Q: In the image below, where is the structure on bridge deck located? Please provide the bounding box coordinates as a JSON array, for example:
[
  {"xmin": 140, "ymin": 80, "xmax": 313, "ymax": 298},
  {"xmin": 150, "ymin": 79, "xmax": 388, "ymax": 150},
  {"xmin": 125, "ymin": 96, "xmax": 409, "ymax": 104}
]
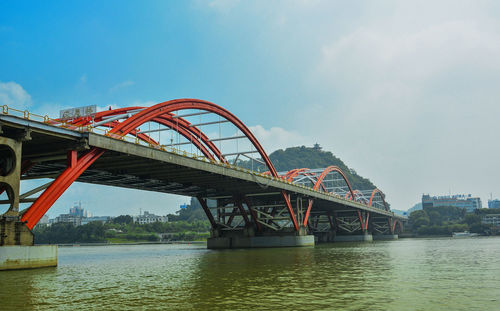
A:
[{"xmin": 0, "ymin": 99, "xmax": 405, "ymax": 268}]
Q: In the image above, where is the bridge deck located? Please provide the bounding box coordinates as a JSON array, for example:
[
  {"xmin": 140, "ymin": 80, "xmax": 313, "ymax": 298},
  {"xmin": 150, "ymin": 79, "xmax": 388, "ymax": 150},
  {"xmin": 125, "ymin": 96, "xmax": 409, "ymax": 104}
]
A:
[{"xmin": 0, "ymin": 114, "xmax": 403, "ymax": 220}]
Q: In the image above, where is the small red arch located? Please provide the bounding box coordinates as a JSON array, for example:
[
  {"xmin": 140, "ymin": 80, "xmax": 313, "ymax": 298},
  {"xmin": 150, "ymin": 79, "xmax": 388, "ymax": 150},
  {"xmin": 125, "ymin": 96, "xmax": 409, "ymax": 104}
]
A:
[
  {"xmin": 313, "ymin": 166, "xmax": 355, "ymax": 200},
  {"xmin": 392, "ymin": 218, "xmax": 403, "ymax": 234},
  {"xmin": 368, "ymin": 189, "xmax": 389, "ymax": 211}
]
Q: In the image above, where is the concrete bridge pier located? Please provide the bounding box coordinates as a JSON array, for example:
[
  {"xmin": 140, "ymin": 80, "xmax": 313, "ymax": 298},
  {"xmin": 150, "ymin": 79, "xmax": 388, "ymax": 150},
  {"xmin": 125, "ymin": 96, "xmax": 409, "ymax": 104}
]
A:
[
  {"xmin": 0, "ymin": 137, "xmax": 57, "ymax": 270},
  {"xmin": 333, "ymin": 232, "xmax": 373, "ymax": 242},
  {"xmin": 207, "ymin": 226, "xmax": 314, "ymax": 249},
  {"xmin": 314, "ymin": 230, "xmax": 336, "ymax": 243},
  {"xmin": 373, "ymin": 234, "xmax": 398, "ymax": 240}
]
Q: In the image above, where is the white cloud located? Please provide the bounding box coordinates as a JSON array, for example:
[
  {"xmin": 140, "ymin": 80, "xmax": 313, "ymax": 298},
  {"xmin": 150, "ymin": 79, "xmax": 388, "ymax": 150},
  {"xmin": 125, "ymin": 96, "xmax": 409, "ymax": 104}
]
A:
[
  {"xmin": 0, "ymin": 81, "xmax": 32, "ymax": 109},
  {"xmin": 202, "ymin": 0, "xmax": 500, "ymax": 209},
  {"xmin": 249, "ymin": 125, "xmax": 309, "ymax": 154},
  {"xmin": 306, "ymin": 12, "xmax": 500, "ymax": 210}
]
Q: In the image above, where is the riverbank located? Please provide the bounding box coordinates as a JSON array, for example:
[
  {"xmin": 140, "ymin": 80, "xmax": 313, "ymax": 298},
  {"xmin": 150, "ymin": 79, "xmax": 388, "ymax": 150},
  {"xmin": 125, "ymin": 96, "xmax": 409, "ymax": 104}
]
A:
[{"xmin": 44, "ymin": 241, "xmax": 207, "ymax": 247}]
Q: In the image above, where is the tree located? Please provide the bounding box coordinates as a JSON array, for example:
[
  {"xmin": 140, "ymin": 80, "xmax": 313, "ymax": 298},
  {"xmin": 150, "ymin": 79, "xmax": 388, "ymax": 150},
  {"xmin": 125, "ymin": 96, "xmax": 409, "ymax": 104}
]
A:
[
  {"xmin": 409, "ymin": 210, "xmax": 430, "ymax": 231},
  {"xmin": 428, "ymin": 211, "xmax": 442, "ymax": 225},
  {"xmin": 113, "ymin": 215, "xmax": 133, "ymax": 224},
  {"xmin": 464, "ymin": 214, "xmax": 481, "ymax": 226}
]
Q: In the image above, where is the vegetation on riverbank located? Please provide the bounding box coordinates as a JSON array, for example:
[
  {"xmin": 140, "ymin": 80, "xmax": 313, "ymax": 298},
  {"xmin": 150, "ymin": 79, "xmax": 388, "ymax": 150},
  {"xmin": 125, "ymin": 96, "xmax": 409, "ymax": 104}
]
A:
[
  {"xmin": 34, "ymin": 217, "xmax": 211, "ymax": 244},
  {"xmin": 408, "ymin": 207, "xmax": 499, "ymax": 236}
]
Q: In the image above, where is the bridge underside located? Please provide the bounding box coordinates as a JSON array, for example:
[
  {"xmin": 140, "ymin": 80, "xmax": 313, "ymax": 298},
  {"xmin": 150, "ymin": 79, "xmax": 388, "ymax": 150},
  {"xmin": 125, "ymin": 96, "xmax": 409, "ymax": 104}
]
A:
[{"xmin": 1, "ymin": 115, "xmax": 405, "ymax": 253}]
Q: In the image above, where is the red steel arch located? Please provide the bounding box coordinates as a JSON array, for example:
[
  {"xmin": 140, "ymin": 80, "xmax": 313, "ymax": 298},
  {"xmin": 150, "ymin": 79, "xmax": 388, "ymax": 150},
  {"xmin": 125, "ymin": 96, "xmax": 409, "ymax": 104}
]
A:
[
  {"xmin": 344, "ymin": 189, "xmax": 366, "ymax": 204},
  {"xmin": 65, "ymin": 107, "xmax": 225, "ymax": 162},
  {"xmin": 392, "ymin": 218, "xmax": 403, "ymax": 234},
  {"xmin": 21, "ymin": 99, "xmax": 300, "ymax": 231},
  {"xmin": 313, "ymin": 166, "xmax": 355, "ymax": 200},
  {"xmin": 368, "ymin": 189, "xmax": 389, "ymax": 211},
  {"xmin": 302, "ymin": 166, "xmax": 356, "ymax": 227}
]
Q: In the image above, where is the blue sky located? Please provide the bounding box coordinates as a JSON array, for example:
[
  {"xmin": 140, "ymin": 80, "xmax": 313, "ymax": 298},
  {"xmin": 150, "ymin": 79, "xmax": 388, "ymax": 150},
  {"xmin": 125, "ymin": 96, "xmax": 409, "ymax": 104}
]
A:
[{"xmin": 1, "ymin": 0, "xmax": 500, "ymax": 217}]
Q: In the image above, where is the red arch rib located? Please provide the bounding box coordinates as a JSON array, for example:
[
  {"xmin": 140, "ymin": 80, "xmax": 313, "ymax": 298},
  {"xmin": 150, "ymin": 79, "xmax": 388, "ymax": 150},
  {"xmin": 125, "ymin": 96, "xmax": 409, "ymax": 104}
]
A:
[
  {"xmin": 22, "ymin": 99, "xmax": 300, "ymax": 231},
  {"xmin": 108, "ymin": 99, "xmax": 297, "ymax": 230},
  {"xmin": 313, "ymin": 166, "xmax": 355, "ymax": 199},
  {"xmin": 21, "ymin": 148, "xmax": 105, "ymax": 229},
  {"xmin": 391, "ymin": 218, "xmax": 403, "ymax": 233},
  {"xmin": 285, "ymin": 168, "xmax": 309, "ymax": 182},
  {"xmin": 304, "ymin": 166, "xmax": 355, "ymax": 227},
  {"xmin": 368, "ymin": 189, "xmax": 389, "ymax": 211},
  {"xmin": 67, "ymin": 107, "xmax": 225, "ymax": 161},
  {"xmin": 109, "ymin": 99, "xmax": 279, "ymax": 175}
]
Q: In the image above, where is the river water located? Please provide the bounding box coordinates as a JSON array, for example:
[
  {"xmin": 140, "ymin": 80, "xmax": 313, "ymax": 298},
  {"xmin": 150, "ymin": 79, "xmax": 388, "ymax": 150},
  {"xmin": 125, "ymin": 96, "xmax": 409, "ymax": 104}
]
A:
[{"xmin": 1, "ymin": 237, "xmax": 499, "ymax": 310}]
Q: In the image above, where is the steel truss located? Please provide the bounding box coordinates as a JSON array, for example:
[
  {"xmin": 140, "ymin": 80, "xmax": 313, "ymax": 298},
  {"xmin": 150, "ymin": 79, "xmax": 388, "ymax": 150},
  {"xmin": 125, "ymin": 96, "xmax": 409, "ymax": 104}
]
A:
[{"xmin": 0, "ymin": 98, "xmax": 400, "ymax": 236}]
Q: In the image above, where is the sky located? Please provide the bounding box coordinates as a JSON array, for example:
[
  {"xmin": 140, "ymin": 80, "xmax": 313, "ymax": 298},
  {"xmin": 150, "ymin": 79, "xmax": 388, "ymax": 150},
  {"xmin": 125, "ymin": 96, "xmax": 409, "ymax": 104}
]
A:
[{"xmin": 1, "ymin": 0, "xmax": 499, "ymax": 217}]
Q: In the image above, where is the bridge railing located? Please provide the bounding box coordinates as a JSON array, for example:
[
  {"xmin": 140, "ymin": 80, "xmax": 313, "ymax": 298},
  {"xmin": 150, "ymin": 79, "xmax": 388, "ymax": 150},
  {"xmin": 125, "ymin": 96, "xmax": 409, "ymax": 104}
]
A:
[{"xmin": 1, "ymin": 104, "xmax": 390, "ymax": 210}]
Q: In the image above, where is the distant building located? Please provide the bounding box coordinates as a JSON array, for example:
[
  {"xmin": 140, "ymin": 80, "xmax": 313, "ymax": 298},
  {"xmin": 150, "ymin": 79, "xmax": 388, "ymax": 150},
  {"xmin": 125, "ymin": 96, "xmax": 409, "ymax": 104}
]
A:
[
  {"xmin": 38, "ymin": 215, "xmax": 50, "ymax": 225},
  {"xmin": 488, "ymin": 199, "xmax": 500, "ymax": 209},
  {"xmin": 482, "ymin": 214, "xmax": 500, "ymax": 227},
  {"xmin": 422, "ymin": 194, "xmax": 482, "ymax": 213},
  {"xmin": 54, "ymin": 214, "xmax": 82, "ymax": 226},
  {"xmin": 81, "ymin": 216, "xmax": 113, "ymax": 226},
  {"xmin": 69, "ymin": 202, "xmax": 91, "ymax": 217},
  {"xmin": 133, "ymin": 211, "xmax": 168, "ymax": 224}
]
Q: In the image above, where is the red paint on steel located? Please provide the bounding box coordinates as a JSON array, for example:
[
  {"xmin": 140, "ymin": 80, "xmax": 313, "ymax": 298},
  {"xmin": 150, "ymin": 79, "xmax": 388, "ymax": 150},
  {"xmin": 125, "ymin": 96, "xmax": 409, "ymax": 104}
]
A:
[
  {"xmin": 105, "ymin": 99, "xmax": 298, "ymax": 231},
  {"xmin": 243, "ymin": 196, "xmax": 262, "ymax": 232},
  {"xmin": 196, "ymin": 196, "xmax": 216, "ymax": 228},
  {"xmin": 281, "ymin": 190, "xmax": 299, "ymax": 231},
  {"xmin": 314, "ymin": 166, "xmax": 355, "ymax": 200},
  {"xmin": 357, "ymin": 210, "xmax": 365, "ymax": 233},
  {"xmin": 21, "ymin": 147, "xmax": 105, "ymax": 229},
  {"xmin": 234, "ymin": 197, "xmax": 250, "ymax": 226},
  {"xmin": 302, "ymin": 199, "xmax": 314, "ymax": 227},
  {"xmin": 391, "ymin": 219, "xmax": 403, "ymax": 234},
  {"xmin": 365, "ymin": 212, "xmax": 370, "ymax": 231},
  {"xmin": 368, "ymin": 189, "xmax": 389, "ymax": 211},
  {"xmin": 285, "ymin": 168, "xmax": 309, "ymax": 182},
  {"xmin": 345, "ymin": 189, "xmax": 364, "ymax": 202},
  {"xmin": 67, "ymin": 150, "xmax": 77, "ymax": 168},
  {"xmin": 357, "ymin": 210, "xmax": 370, "ymax": 232}
]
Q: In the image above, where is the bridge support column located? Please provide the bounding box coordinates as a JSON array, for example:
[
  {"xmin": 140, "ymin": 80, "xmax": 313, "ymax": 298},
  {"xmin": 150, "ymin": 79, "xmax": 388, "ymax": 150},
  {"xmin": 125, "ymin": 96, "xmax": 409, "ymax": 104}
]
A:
[
  {"xmin": 207, "ymin": 234, "xmax": 315, "ymax": 249},
  {"xmin": 373, "ymin": 234, "xmax": 398, "ymax": 240},
  {"xmin": 333, "ymin": 233, "xmax": 373, "ymax": 242},
  {"xmin": 0, "ymin": 137, "xmax": 57, "ymax": 270},
  {"xmin": 208, "ymin": 225, "xmax": 314, "ymax": 249},
  {"xmin": 314, "ymin": 230, "xmax": 336, "ymax": 243}
]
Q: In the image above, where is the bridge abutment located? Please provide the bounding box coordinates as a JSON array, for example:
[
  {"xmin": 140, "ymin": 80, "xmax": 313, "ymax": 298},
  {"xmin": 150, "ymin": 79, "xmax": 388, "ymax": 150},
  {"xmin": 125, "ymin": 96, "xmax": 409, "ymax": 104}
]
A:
[{"xmin": 0, "ymin": 137, "xmax": 57, "ymax": 270}]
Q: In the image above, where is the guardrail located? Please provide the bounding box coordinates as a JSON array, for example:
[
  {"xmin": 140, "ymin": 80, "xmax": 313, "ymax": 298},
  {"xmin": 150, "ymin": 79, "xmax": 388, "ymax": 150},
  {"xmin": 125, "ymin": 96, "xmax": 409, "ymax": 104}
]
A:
[{"xmin": 1, "ymin": 104, "xmax": 393, "ymax": 213}]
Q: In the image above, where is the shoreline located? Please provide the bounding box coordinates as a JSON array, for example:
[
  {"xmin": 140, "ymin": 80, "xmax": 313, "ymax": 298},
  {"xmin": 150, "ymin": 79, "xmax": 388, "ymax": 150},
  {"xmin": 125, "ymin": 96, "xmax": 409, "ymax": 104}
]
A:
[{"xmin": 38, "ymin": 241, "xmax": 207, "ymax": 247}]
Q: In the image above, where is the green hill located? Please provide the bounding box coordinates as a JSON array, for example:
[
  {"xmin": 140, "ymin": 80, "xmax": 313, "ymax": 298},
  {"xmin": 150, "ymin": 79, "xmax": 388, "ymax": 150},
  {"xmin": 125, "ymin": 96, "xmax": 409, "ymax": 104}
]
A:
[
  {"xmin": 237, "ymin": 144, "xmax": 378, "ymax": 191},
  {"xmin": 168, "ymin": 144, "xmax": 385, "ymax": 222}
]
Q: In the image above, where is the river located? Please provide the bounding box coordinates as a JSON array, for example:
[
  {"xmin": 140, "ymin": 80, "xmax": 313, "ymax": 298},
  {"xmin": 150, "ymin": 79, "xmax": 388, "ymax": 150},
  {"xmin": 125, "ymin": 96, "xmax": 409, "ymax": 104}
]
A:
[{"xmin": 1, "ymin": 237, "xmax": 499, "ymax": 310}]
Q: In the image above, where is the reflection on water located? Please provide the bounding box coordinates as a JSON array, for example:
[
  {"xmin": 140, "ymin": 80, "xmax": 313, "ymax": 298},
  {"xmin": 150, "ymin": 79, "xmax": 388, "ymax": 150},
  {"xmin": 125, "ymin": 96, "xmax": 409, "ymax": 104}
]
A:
[{"xmin": 1, "ymin": 237, "xmax": 499, "ymax": 310}]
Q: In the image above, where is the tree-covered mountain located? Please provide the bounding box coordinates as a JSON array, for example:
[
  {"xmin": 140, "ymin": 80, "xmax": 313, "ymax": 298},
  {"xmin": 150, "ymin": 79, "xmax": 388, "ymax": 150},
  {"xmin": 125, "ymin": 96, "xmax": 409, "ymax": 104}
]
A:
[
  {"xmin": 237, "ymin": 144, "xmax": 378, "ymax": 191},
  {"xmin": 163, "ymin": 145, "xmax": 386, "ymax": 223}
]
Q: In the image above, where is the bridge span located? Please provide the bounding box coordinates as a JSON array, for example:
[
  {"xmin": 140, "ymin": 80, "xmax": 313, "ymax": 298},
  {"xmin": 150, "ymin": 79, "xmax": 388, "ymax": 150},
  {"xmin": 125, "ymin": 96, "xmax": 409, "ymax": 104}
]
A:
[{"xmin": 0, "ymin": 99, "xmax": 405, "ymax": 268}]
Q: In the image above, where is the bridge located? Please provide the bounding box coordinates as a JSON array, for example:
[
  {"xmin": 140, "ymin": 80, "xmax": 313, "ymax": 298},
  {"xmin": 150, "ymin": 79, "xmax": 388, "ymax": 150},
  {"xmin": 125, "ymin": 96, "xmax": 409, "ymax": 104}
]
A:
[{"xmin": 0, "ymin": 99, "xmax": 405, "ymax": 268}]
